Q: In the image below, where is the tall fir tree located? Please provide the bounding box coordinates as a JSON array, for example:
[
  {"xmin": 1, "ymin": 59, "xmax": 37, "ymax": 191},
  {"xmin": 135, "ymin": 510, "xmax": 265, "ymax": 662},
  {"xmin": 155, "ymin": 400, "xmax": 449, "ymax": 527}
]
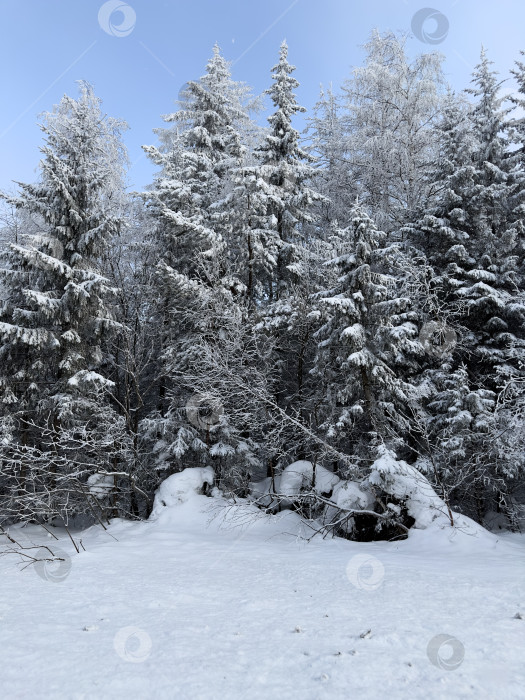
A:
[
  {"xmin": 142, "ymin": 45, "xmax": 259, "ymax": 488},
  {"xmin": 0, "ymin": 82, "xmax": 131, "ymax": 523},
  {"xmin": 255, "ymin": 40, "xmax": 323, "ymax": 298},
  {"xmin": 252, "ymin": 42, "xmax": 328, "ymax": 471},
  {"xmin": 406, "ymin": 50, "xmax": 525, "ymax": 522},
  {"xmin": 313, "ymin": 201, "xmax": 420, "ymax": 464},
  {"xmin": 452, "ymin": 50, "xmax": 524, "ymax": 391}
]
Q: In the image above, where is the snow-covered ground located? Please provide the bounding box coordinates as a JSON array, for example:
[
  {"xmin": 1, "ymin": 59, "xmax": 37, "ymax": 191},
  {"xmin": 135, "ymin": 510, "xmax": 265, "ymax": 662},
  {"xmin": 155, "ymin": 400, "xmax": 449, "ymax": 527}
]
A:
[{"xmin": 1, "ymin": 491, "xmax": 524, "ymax": 699}]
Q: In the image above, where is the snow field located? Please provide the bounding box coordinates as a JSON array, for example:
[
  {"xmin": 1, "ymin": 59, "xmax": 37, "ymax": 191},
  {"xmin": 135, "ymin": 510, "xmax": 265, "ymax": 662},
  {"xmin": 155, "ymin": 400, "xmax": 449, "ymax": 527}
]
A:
[{"xmin": 1, "ymin": 488, "xmax": 524, "ymax": 699}]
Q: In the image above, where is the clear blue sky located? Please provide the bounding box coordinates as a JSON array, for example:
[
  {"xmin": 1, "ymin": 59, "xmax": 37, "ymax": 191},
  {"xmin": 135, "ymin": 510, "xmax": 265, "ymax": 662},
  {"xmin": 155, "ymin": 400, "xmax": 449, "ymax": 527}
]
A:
[{"xmin": 0, "ymin": 0, "xmax": 524, "ymax": 192}]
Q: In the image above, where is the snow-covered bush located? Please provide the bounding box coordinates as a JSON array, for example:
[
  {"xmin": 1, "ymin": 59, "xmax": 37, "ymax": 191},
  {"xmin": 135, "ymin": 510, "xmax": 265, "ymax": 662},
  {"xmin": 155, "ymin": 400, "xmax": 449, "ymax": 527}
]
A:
[
  {"xmin": 150, "ymin": 467, "xmax": 215, "ymax": 519},
  {"xmin": 368, "ymin": 446, "xmax": 453, "ymax": 529},
  {"xmin": 250, "ymin": 448, "xmax": 466, "ymax": 540}
]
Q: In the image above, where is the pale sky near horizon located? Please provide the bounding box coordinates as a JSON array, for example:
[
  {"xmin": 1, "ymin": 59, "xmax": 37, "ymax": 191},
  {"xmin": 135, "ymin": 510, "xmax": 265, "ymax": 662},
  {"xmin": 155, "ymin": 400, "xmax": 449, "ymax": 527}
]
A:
[{"xmin": 0, "ymin": 0, "xmax": 524, "ymax": 194}]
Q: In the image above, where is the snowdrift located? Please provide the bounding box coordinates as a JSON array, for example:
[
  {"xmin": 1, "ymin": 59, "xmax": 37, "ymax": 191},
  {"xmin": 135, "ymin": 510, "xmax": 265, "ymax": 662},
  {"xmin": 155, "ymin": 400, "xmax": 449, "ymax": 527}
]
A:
[
  {"xmin": 148, "ymin": 465, "xmax": 312, "ymax": 539},
  {"xmin": 144, "ymin": 450, "xmax": 490, "ymax": 547},
  {"xmin": 250, "ymin": 447, "xmax": 488, "ymax": 540}
]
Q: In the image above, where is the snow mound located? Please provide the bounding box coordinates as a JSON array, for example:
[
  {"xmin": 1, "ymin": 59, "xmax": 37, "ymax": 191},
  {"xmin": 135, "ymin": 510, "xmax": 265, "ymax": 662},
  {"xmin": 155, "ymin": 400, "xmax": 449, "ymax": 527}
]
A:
[
  {"xmin": 279, "ymin": 460, "xmax": 313, "ymax": 497},
  {"xmin": 314, "ymin": 464, "xmax": 340, "ymax": 494},
  {"xmin": 332, "ymin": 480, "xmax": 372, "ymax": 511},
  {"xmin": 368, "ymin": 446, "xmax": 488, "ymax": 538},
  {"xmin": 250, "ymin": 461, "xmax": 342, "ymax": 511},
  {"xmin": 150, "ymin": 467, "xmax": 214, "ymax": 519},
  {"xmin": 369, "ymin": 446, "xmax": 446, "ymax": 529},
  {"xmin": 248, "ymin": 449, "xmax": 491, "ymax": 541},
  {"xmin": 249, "ymin": 450, "xmax": 492, "ymax": 541},
  {"xmin": 252, "ymin": 462, "xmax": 340, "ymax": 498}
]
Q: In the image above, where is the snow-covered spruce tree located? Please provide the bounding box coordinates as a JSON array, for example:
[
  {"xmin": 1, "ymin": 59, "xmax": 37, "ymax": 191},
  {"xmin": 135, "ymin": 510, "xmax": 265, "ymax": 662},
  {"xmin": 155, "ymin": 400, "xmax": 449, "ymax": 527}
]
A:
[
  {"xmin": 462, "ymin": 50, "xmax": 525, "ymax": 520},
  {"xmin": 255, "ymin": 40, "xmax": 324, "ymax": 299},
  {"xmin": 239, "ymin": 42, "xmax": 332, "ymax": 476},
  {"xmin": 406, "ymin": 50, "xmax": 525, "ymax": 523},
  {"xmin": 143, "ymin": 45, "xmax": 244, "ymax": 280},
  {"xmin": 402, "ymin": 89, "xmax": 475, "ymax": 275},
  {"xmin": 313, "ymin": 201, "xmax": 420, "ymax": 464},
  {"xmin": 142, "ymin": 45, "xmax": 261, "ymax": 491},
  {"xmin": 416, "ymin": 363, "xmax": 497, "ymax": 522},
  {"xmin": 226, "ymin": 138, "xmax": 279, "ymax": 306},
  {"xmin": 0, "ymin": 82, "xmax": 132, "ymax": 525},
  {"xmin": 205, "ymin": 42, "xmax": 325, "ymax": 477},
  {"xmin": 454, "ymin": 49, "xmax": 525, "ymax": 394},
  {"xmin": 341, "ymin": 31, "xmax": 446, "ymax": 233},
  {"xmin": 510, "ymin": 52, "xmax": 525, "ymax": 288}
]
